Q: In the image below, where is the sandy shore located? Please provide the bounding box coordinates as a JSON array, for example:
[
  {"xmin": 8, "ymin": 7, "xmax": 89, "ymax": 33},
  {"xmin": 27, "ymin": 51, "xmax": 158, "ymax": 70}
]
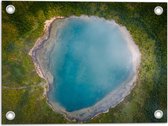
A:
[
  {"xmin": 28, "ymin": 16, "xmax": 64, "ymax": 95},
  {"xmin": 29, "ymin": 15, "xmax": 141, "ymax": 122}
]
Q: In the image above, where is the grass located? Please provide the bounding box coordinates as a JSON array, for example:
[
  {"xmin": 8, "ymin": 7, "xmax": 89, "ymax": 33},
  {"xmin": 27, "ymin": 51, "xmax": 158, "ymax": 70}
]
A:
[{"xmin": 2, "ymin": 1, "xmax": 167, "ymax": 123}]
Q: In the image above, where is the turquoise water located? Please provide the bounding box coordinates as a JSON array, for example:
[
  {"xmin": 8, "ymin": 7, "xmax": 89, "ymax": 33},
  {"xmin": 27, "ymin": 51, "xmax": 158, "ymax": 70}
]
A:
[{"xmin": 48, "ymin": 17, "xmax": 133, "ymax": 112}]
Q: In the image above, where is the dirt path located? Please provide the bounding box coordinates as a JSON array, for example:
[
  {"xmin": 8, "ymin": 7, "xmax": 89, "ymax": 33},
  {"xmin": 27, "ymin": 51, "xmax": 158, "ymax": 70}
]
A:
[{"xmin": 2, "ymin": 82, "xmax": 44, "ymax": 90}]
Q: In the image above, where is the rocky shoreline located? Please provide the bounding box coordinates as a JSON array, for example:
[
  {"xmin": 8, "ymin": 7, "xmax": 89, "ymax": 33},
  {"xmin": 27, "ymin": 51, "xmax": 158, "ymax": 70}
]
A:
[{"xmin": 29, "ymin": 16, "xmax": 141, "ymax": 122}]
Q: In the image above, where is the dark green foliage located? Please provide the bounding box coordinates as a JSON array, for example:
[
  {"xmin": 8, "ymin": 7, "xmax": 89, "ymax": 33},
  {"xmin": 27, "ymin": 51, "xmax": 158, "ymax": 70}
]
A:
[{"xmin": 2, "ymin": 1, "xmax": 167, "ymax": 123}]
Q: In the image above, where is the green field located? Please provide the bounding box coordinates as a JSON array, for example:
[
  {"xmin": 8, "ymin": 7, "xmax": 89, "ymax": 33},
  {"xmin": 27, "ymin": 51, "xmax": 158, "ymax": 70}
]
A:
[{"xmin": 2, "ymin": 1, "xmax": 167, "ymax": 123}]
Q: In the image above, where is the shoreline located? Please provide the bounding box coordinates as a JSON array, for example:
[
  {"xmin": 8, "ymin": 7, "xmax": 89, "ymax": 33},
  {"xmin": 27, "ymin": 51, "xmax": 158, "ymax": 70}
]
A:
[
  {"xmin": 29, "ymin": 15, "xmax": 141, "ymax": 122},
  {"xmin": 28, "ymin": 16, "xmax": 64, "ymax": 96}
]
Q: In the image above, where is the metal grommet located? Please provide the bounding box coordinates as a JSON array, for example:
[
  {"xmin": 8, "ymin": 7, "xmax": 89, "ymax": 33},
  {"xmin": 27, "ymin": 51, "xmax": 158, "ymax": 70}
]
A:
[
  {"xmin": 154, "ymin": 110, "xmax": 163, "ymax": 119},
  {"xmin": 6, "ymin": 5, "xmax": 15, "ymax": 14},
  {"xmin": 6, "ymin": 111, "xmax": 15, "ymax": 120},
  {"xmin": 154, "ymin": 6, "xmax": 163, "ymax": 15}
]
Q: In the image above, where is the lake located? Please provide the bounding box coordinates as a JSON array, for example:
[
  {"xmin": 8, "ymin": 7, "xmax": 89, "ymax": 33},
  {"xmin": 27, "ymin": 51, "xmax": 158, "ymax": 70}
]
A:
[
  {"xmin": 48, "ymin": 16, "xmax": 133, "ymax": 111},
  {"xmin": 32, "ymin": 16, "xmax": 140, "ymax": 121}
]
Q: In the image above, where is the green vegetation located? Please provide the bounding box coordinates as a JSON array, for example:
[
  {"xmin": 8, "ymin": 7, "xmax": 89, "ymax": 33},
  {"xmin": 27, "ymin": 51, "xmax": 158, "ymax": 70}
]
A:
[{"xmin": 2, "ymin": 1, "xmax": 167, "ymax": 123}]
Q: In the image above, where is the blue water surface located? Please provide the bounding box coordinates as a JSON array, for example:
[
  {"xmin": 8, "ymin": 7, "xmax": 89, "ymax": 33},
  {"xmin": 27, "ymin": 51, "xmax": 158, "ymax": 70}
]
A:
[{"xmin": 48, "ymin": 17, "xmax": 133, "ymax": 112}]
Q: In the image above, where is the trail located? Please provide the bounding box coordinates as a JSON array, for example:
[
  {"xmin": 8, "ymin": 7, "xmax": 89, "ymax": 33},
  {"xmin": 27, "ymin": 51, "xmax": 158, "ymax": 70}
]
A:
[{"xmin": 2, "ymin": 82, "xmax": 44, "ymax": 90}]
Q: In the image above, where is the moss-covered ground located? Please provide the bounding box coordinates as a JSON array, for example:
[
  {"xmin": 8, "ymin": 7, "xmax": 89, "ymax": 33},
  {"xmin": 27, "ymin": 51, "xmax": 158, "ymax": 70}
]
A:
[{"xmin": 2, "ymin": 1, "xmax": 167, "ymax": 123}]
